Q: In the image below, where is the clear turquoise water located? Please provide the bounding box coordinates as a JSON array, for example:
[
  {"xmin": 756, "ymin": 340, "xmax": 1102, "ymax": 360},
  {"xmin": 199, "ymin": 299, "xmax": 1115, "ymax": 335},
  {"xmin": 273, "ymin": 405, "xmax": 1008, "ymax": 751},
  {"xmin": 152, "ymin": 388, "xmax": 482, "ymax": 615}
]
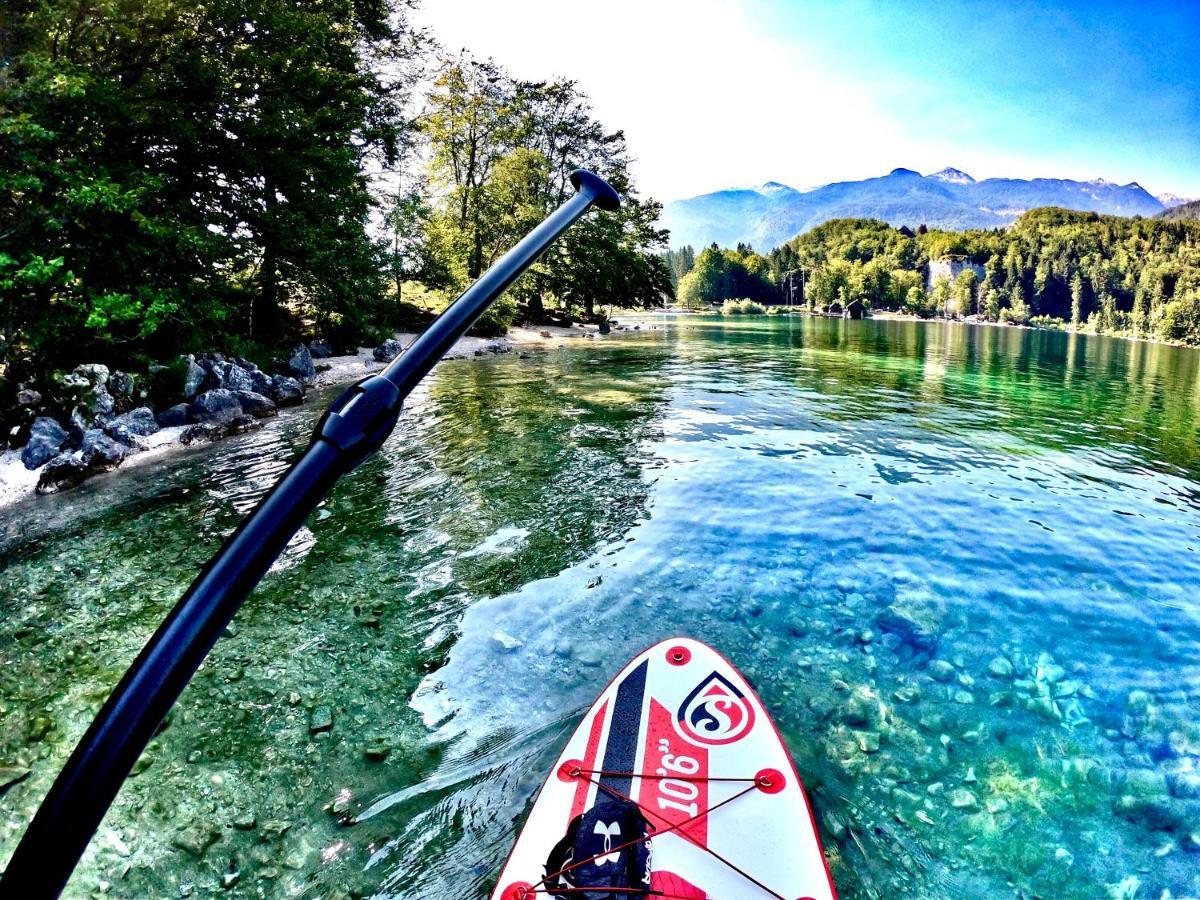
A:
[{"xmin": 2, "ymin": 316, "xmax": 1200, "ymax": 898}]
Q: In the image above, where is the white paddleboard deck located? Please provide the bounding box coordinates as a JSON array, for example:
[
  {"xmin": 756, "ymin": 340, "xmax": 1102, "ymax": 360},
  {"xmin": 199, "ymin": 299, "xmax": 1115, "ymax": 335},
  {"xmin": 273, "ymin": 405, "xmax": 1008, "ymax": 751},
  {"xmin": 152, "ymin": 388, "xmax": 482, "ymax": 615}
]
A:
[{"xmin": 491, "ymin": 637, "xmax": 837, "ymax": 899}]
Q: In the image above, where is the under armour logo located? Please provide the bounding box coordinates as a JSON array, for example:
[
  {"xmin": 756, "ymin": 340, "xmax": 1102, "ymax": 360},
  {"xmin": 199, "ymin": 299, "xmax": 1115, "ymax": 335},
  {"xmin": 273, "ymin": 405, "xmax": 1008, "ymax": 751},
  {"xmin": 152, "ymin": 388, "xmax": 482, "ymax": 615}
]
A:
[{"xmin": 593, "ymin": 820, "xmax": 621, "ymax": 866}]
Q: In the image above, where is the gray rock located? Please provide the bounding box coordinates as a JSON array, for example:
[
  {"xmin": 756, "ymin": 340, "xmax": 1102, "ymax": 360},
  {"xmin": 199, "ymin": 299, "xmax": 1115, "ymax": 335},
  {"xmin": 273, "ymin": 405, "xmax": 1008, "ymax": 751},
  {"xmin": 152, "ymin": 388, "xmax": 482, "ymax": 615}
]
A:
[
  {"xmin": 190, "ymin": 389, "xmax": 243, "ymax": 424},
  {"xmin": 21, "ymin": 417, "xmax": 69, "ymax": 469},
  {"xmin": 170, "ymin": 825, "xmax": 219, "ymax": 857},
  {"xmin": 248, "ymin": 368, "xmax": 274, "ymax": 395},
  {"xmin": 853, "ymin": 731, "xmax": 880, "ymax": 753},
  {"xmin": 234, "ymin": 391, "xmax": 277, "ymax": 418},
  {"xmin": 373, "ymin": 338, "xmax": 404, "ymax": 362},
  {"xmin": 104, "ymin": 407, "xmax": 159, "ymax": 445},
  {"xmin": 1169, "ymin": 772, "xmax": 1200, "ymax": 799},
  {"xmin": 157, "ymin": 403, "xmax": 191, "ymax": 427},
  {"xmin": 71, "ymin": 364, "xmax": 115, "ymax": 421},
  {"xmin": 36, "ymin": 452, "xmax": 90, "ymax": 494},
  {"xmin": 269, "ymin": 375, "xmax": 305, "ymax": 406},
  {"xmin": 16, "ymin": 387, "xmax": 41, "ymax": 407},
  {"xmin": 309, "ymin": 705, "xmax": 333, "ymax": 734},
  {"xmin": 107, "ymin": 370, "xmax": 135, "ymax": 402},
  {"xmin": 309, "ymin": 339, "xmax": 333, "ymax": 358},
  {"xmin": 987, "ymin": 657, "xmax": 1014, "ymax": 678},
  {"xmin": 102, "ymin": 424, "xmax": 149, "ymax": 451},
  {"xmin": 929, "ymin": 660, "xmax": 956, "ymax": 683},
  {"xmin": 213, "ymin": 361, "xmax": 255, "ymax": 393},
  {"xmin": 877, "ymin": 598, "xmax": 940, "ymax": 651},
  {"xmin": 949, "ymin": 789, "xmax": 979, "ymax": 810},
  {"xmin": 180, "ymin": 422, "xmax": 226, "ymax": 445},
  {"xmin": 288, "ymin": 344, "xmax": 315, "ymax": 383},
  {"xmin": 226, "ymin": 414, "xmax": 263, "ymax": 436},
  {"xmin": 80, "ymin": 429, "xmax": 130, "ymax": 472},
  {"xmin": 183, "ymin": 357, "xmax": 206, "ymax": 398}
]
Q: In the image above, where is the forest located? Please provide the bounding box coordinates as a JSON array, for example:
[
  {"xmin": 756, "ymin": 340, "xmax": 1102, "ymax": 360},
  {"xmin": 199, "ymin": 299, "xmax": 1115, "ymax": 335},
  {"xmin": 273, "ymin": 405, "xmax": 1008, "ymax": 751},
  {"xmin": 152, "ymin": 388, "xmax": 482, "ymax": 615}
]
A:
[
  {"xmin": 0, "ymin": 0, "xmax": 671, "ymax": 396},
  {"xmin": 666, "ymin": 210, "xmax": 1200, "ymax": 345}
]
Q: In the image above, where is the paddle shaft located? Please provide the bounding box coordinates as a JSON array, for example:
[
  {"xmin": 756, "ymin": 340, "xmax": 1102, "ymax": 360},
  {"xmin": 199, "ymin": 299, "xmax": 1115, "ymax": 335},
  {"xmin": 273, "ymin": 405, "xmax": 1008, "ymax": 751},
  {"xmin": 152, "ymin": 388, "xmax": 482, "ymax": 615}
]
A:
[{"xmin": 0, "ymin": 170, "xmax": 619, "ymax": 898}]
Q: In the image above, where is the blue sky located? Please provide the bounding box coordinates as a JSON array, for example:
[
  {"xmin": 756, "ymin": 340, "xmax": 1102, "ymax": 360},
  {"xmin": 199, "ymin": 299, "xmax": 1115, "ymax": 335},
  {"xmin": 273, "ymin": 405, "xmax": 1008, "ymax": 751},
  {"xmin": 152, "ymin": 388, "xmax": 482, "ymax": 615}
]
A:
[{"xmin": 420, "ymin": 0, "xmax": 1200, "ymax": 200}]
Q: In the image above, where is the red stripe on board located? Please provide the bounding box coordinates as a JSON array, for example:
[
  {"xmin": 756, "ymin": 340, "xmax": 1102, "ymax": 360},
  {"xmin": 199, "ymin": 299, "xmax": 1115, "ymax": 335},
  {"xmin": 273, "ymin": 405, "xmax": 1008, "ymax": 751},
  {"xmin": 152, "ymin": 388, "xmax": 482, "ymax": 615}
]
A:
[
  {"xmin": 570, "ymin": 699, "xmax": 609, "ymax": 822},
  {"xmin": 643, "ymin": 698, "xmax": 708, "ymax": 846}
]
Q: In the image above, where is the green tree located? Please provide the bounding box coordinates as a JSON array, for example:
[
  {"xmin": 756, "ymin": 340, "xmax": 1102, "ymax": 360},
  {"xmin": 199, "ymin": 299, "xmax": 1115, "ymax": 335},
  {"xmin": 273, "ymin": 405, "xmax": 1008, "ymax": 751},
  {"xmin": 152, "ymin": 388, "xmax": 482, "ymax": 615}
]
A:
[{"xmin": 951, "ymin": 270, "xmax": 979, "ymax": 318}]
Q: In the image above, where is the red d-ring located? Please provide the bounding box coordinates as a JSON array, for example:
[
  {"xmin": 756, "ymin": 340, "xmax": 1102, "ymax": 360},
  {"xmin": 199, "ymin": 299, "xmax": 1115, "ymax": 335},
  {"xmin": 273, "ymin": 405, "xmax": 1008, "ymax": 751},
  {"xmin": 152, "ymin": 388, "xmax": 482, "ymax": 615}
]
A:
[
  {"xmin": 501, "ymin": 882, "xmax": 534, "ymax": 900},
  {"xmin": 755, "ymin": 767, "xmax": 785, "ymax": 794},
  {"xmin": 666, "ymin": 645, "xmax": 691, "ymax": 666},
  {"xmin": 557, "ymin": 759, "xmax": 585, "ymax": 783}
]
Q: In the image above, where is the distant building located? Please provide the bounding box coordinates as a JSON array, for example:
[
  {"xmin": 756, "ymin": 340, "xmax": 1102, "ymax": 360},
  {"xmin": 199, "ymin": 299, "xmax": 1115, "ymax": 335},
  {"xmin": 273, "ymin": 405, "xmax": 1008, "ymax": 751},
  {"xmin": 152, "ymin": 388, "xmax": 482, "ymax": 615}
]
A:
[{"xmin": 926, "ymin": 258, "xmax": 985, "ymax": 292}]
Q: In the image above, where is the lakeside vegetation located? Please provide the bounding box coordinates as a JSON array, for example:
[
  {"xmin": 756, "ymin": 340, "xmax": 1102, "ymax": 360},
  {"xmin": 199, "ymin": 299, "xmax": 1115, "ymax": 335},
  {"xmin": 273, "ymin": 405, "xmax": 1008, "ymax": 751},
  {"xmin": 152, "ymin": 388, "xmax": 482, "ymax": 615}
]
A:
[
  {"xmin": 0, "ymin": 0, "xmax": 671, "ymax": 438},
  {"xmin": 666, "ymin": 210, "xmax": 1200, "ymax": 345}
]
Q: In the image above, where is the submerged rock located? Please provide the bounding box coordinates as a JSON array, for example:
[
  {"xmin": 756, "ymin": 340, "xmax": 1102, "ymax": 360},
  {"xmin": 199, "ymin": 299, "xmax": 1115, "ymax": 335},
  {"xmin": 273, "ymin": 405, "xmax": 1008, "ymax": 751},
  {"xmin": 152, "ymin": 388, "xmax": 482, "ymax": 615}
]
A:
[
  {"xmin": 877, "ymin": 592, "xmax": 941, "ymax": 651},
  {"xmin": 309, "ymin": 705, "xmax": 333, "ymax": 734},
  {"xmin": 21, "ymin": 417, "xmax": 69, "ymax": 469},
  {"xmin": 171, "ymin": 825, "xmax": 219, "ymax": 857},
  {"xmin": 949, "ymin": 788, "xmax": 979, "ymax": 810},
  {"xmin": 180, "ymin": 422, "xmax": 225, "ymax": 445}
]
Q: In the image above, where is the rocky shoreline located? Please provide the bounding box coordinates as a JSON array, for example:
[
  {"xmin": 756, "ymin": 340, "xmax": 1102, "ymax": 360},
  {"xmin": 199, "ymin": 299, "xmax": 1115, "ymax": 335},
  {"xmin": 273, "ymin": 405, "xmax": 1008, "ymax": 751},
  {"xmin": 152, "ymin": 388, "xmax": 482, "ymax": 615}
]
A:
[{"xmin": 0, "ymin": 324, "xmax": 606, "ymax": 511}]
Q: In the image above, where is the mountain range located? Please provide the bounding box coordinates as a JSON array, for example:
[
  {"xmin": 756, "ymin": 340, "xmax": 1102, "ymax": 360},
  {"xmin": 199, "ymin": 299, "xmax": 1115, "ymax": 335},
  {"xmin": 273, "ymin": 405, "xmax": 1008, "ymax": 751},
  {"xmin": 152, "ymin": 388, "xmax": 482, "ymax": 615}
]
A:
[{"xmin": 661, "ymin": 168, "xmax": 1186, "ymax": 250}]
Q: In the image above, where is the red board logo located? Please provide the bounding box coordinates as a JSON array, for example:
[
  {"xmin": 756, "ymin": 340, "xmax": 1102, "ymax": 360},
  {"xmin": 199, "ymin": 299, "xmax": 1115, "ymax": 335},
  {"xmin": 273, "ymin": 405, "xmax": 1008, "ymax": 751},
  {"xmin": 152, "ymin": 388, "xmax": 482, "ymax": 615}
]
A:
[{"xmin": 675, "ymin": 672, "xmax": 755, "ymax": 746}]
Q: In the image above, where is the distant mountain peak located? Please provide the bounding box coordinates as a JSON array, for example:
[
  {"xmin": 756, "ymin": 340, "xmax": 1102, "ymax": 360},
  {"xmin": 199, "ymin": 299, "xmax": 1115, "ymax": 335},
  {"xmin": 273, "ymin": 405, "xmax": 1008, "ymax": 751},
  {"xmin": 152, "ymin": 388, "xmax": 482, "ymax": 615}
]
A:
[
  {"xmin": 1157, "ymin": 191, "xmax": 1198, "ymax": 208},
  {"xmin": 662, "ymin": 169, "xmax": 1167, "ymax": 250},
  {"xmin": 931, "ymin": 167, "xmax": 975, "ymax": 185}
]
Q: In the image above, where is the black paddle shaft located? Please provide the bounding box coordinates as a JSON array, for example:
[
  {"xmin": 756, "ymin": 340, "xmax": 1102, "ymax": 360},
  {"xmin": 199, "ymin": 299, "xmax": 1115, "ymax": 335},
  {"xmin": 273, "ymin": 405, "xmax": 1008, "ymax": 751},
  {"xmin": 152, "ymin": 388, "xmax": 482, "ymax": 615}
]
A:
[{"xmin": 1, "ymin": 170, "xmax": 620, "ymax": 899}]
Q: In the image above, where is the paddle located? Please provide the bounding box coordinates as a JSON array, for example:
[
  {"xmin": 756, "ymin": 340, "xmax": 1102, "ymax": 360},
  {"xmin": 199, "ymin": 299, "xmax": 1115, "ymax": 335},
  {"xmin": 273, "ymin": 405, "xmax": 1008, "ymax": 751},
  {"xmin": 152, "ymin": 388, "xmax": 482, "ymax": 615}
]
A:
[{"xmin": 1, "ymin": 170, "xmax": 620, "ymax": 898}]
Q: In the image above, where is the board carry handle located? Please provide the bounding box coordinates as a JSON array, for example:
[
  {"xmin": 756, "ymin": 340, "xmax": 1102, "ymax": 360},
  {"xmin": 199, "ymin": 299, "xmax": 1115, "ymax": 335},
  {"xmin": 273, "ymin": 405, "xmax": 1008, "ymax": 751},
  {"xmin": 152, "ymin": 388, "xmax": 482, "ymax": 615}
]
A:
[{"xmin": 0, "ymin": 169, "xmax": 621, "ymax": 899}]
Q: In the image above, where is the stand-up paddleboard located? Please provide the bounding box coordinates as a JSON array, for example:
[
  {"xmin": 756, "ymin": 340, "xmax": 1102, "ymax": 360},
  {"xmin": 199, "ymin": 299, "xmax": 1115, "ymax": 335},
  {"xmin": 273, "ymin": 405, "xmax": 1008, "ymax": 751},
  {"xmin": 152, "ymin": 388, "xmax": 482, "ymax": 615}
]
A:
[{"xmin": 491, "ymin": 637, "xmax": 837, "ymax": 899}]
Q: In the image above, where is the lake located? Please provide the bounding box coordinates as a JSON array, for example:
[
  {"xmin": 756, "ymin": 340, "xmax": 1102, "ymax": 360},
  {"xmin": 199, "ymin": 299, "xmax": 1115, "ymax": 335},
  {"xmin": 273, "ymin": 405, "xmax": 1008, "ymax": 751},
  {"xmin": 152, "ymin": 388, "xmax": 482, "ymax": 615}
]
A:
[{"xmin": 2, "ymin": 315, "xmax": 1199, "ymax": 898}]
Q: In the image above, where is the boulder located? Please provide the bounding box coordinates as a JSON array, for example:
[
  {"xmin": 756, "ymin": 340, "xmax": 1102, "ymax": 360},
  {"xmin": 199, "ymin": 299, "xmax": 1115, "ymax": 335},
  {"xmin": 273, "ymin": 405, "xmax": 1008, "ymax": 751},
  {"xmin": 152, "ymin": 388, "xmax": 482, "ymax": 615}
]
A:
[
  {"xmin": 269, "ymin": 375, "xmax": 304, "ymax": 406},
  {"xmin": 156, "ymin": 403, "xmax": 191, "ymax": 427},
  {"xmin": 21, "ymin": 417, "xmax": 69, "ymax": 470},
  {"xmin": 182, "ymin": 356, "xmax": 206, "ymax": 398},
  {"xmin": 212, "ymin": 360, "xmax": 255, "ymax": 393},
  {"xmin": 226, "ymin": 413, "xmax": 263, "ymax": 436},
  {"xmin": 107, "ymin": 371, "xmax": 136, "ymax": 405},
  {"xmin": 80, "ymin": 429, "xmax": 130, "ymax": 471},
  {"xmin": 287, "ymin": 344, "xmax": 315, "ymax": 383},
  {"xmin": 104, "ymin": 407, "xmax": 159, "ymax": 440},
  {"xmin": 180, "ymin": 422, "xmax": 226, "ymax": 445},
  {"xmin": 36, "ymin": 452, "xmax": 90, "ymax": 494},
  {"xmin": 233, "ymin": 391, "xmax": 277, "ymax": 419},
  {"xmin": 16, "ymin": 388, "xmax": 41, "ymax": 407},
  {"xmin": 248, "ymin": 368, "xmax": 274, "ymax": 395},
  {"xmin": 373, "ymin": 338, "xmax": 404, "ymax": 362},
  {"xmin": 308, "ymin": 339, "xmax": 333, "ymax": 359},
  {"xmin": 190, "ymin": 389, "xmax": 243, "ymax": 424},
  {"xmin": 877, "ymin": 592, "xmax": 942, "ymax": 652},
  {"xmin": 68, "ymin": 364, "xmax": 115, "ymax": 423}
]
